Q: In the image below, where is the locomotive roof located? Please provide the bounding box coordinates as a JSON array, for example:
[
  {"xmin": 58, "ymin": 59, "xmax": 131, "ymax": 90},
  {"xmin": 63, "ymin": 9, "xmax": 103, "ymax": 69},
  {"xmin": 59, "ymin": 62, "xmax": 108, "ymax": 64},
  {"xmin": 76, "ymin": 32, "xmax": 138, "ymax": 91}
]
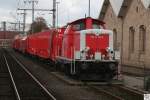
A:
[{"xmin": 68, "ymin": 17, "xmax": 105, "ymax": 25}]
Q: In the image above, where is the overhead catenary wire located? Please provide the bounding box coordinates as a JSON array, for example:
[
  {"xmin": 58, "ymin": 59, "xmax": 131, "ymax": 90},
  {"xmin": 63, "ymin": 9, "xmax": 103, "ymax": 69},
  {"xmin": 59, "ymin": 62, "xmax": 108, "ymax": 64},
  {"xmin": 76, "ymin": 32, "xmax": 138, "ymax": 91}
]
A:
[{"xmin": 57, "ymin": 0, "xmax": 91, "ymax": 26}]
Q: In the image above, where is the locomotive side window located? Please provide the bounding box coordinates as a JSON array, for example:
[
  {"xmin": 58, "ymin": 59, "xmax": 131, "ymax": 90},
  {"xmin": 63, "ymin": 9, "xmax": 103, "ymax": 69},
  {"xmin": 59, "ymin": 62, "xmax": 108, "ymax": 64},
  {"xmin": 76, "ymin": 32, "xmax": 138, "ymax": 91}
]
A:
[{"xmin": 72, "ymin": 22, "xmax": 85, "ymax": 31}]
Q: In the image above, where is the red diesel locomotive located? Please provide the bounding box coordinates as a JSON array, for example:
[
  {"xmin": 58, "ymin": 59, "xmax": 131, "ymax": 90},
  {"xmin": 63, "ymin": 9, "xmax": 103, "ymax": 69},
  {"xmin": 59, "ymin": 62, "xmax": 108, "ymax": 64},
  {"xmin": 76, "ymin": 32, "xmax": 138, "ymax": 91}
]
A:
[{"xmin": 13, "ymin": 17, "xmax": 118, "ymax": 81}]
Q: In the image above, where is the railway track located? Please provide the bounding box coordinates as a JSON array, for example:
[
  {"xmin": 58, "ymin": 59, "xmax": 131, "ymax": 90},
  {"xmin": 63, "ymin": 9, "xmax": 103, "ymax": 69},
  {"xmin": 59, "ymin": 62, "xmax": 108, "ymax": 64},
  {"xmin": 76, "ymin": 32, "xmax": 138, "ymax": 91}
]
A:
[
  {"xmin": 88, "ymin": 84, "xmax": 144, "ymax": 100},
  {"xmin": 11, "ymin": 49, "xmax": 146, "ymax": 100},
  {"xmin": 27, "ymin": 55, "xmax": 144, "ymax": 100},
  {"xmin": 0, "ymin": 50, "xmax": 17, "ymax": 100},
  {"xmin": 0, "ymin": 49, "xmax": 56, "ymax": 100}
]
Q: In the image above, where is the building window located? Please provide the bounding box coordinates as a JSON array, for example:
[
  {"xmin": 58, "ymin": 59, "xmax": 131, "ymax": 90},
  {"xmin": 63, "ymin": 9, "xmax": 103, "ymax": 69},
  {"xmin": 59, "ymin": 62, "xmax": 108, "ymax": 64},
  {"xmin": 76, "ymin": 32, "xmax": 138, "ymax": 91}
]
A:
[
  {"xmin": 139, "ymin": 25, "xmax": 146, "ymax": 53},
  {"xmin": 129, "ymin": 27, "xmax": 135, "ymax": 53},
  {"xmin": 113, "ymin": 29, "xmax": 118, "ymax": 50},
  {"xmin": 136, "ymin": 6, "xmax": 139, "ymax": 13}
]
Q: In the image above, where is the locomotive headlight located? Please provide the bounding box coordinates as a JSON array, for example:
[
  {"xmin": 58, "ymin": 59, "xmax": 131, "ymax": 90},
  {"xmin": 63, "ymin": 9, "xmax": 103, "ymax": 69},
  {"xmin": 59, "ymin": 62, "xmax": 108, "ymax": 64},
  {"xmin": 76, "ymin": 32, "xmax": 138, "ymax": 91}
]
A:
[
  {"xmin": 109, "ymin": 63, "xmax": 116, "ymax": 70},
  {"xmin": 106, "ymin": 47, "xmax": 111, "ymax": 52},
  {"xmin": 85, "ymin": 46, "xmax": 90, "ymax": 52},
  {"xmin": 106, "ymin": 47, "xmax": 113, "ymax": 53}
]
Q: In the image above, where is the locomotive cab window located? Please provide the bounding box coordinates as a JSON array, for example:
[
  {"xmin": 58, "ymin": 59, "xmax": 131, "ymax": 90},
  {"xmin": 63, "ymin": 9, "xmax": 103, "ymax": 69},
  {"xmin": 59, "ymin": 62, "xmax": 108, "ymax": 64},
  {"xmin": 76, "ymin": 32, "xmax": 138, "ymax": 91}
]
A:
[
  {"xmin": 92, "ymin": 21, "xmax": 103, "ymax": 29},
  {"xmin": 92, "ymin": 24, "xmax": 102, "ymax": 29},
  {"xmin": 72, "ymin": 22, "xmax": 85, "ymax": 31}
]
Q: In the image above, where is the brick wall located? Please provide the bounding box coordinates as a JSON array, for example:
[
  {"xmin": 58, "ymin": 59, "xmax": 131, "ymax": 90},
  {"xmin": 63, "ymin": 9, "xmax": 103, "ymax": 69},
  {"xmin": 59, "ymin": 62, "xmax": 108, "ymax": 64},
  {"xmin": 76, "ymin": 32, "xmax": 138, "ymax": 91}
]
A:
[{"xmin": 0, "ymin": 31, "xmax": 19, "ymax": 47}]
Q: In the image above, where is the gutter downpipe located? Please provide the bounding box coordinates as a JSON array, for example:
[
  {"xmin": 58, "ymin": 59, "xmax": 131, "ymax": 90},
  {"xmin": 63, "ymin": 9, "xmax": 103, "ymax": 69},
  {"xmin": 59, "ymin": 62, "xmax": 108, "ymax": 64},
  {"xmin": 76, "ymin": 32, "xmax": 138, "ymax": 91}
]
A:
[{"xmin": 120, "ymin": 16, "xmax": 124, "ymax": 81}]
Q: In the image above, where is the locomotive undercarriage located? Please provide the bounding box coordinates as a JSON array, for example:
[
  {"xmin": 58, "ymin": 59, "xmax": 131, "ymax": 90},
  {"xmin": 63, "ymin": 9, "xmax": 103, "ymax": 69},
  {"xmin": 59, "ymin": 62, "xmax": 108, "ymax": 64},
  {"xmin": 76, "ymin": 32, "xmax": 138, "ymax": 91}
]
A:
[{"xmin": 56, "ymin": 58, "xmax": 118, "ymax": 81}]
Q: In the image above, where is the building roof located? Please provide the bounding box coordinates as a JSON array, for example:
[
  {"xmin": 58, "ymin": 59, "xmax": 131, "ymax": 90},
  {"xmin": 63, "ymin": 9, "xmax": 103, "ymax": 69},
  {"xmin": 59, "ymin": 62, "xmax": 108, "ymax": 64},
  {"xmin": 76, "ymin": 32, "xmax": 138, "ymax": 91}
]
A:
[
  {"xmin": 99, "ymin": 0, "xmax": 132, "ymax": 20},
  {"xmin": 98, "ymin": 0, "xmax": 109, "ymax": 20},
  {"xmin": 110, "ymin": 0, "xmax": 124, "ymax": 16},
  {"xmin": 118, "ymin": 0, "xmax": 132, "ymax": 17}
]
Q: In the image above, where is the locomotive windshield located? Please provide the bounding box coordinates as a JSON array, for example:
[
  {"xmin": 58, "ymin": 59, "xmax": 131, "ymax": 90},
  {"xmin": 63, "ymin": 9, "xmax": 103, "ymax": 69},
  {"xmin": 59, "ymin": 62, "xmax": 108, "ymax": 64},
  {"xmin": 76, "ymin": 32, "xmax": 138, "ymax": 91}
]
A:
[
  {"xmin": 93, "ymin": 24, "xmax": 101, "ymax": 29},
  {"xmin": 72, "ymin": 22, "xmax": 86, "ymax": 31},
  {"xmin": 92, "ymin": 21, "xmax": 103, "ymax": 29},
  {"xmin": 72, "ymin": 19, "xmax": 104, "ymax": 31}
]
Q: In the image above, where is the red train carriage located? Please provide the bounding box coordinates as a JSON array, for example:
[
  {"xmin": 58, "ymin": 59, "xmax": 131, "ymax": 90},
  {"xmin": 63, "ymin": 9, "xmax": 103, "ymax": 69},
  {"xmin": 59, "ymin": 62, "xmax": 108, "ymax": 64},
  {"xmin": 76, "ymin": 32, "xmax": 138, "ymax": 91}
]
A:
[
  {"xmin": 27, "ymin": 33, "xmax": 38, "ymax": 56},
  {"xmin": 49, "ymin": 28, "xmax": 65, "ymax": 61},
  {"xmin": 35, "ymin": 30, "xmax": 52, "ymax": 59},
  {"xmin": 24, "ymin": 28, "xmax": 65, "ymax": 61},
  {"xmin": 12, "ymin": 34, "xmax": 23, "ymax": 51},
  {"xmin": 20, "ymin": 36, "xmax": 28, "ymax": 53},
  {"xmin": 32, "ymin": 28, "xmax": 65, "ymax": 60},
  {"xmin": 56, "ymin": 17, "xmax": 118, "ymax": 80},
  {"xmin": 12, "ymin": 35, "xmax": 19, "ymax": 50}
]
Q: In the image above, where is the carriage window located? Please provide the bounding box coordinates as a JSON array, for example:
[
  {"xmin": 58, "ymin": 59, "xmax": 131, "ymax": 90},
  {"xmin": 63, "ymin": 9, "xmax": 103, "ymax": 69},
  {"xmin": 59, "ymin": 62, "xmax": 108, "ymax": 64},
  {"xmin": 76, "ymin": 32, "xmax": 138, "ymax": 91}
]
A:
[{"xmin": 72, "ymin": 22, "xmax": 85, "ymax": 31}]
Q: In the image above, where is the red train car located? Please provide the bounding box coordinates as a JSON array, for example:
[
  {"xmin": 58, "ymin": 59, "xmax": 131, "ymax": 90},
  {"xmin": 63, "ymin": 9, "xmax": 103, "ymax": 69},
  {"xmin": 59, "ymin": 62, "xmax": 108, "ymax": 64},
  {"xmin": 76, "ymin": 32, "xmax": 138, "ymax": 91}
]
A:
[
  {"xmin": 50, "ymin": 28, "xmax": 65, "ymax": 61},
  {"xmin": 27, "ymin": 33, "xmax": 38, "ymax": 56},
  {"xmin": 12, "ymin": 34, "xmax": 23, "ymax": 50},
  {"xmin": 35, "ymin": 30, "xmax": 51, "ymax": 59},
  {"xmin": 26, "ymin": 28, "xmax": 65, "ymax": 60},
  {"xmin": 20, "ymin": 36, "xmax": 28, "ymax": 53}
]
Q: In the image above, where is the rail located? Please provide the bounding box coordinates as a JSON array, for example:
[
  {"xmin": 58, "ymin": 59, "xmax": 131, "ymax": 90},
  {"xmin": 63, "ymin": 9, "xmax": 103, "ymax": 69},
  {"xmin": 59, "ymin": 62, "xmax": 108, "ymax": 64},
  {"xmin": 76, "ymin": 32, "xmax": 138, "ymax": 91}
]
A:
[
  {"xmin": 88, "ymin": 84, "xmax": 144, "ymax": 100},
  {"xmin": 88, "ymin": 85, "xmax": 124, "ymax": 100},
  {"xmin": 4, "ymin": 49, "xmax": 57, "ymax": 100},
  {"xmin": 11, "ymin": 54, "xmax": 57, "ymax": 100}
]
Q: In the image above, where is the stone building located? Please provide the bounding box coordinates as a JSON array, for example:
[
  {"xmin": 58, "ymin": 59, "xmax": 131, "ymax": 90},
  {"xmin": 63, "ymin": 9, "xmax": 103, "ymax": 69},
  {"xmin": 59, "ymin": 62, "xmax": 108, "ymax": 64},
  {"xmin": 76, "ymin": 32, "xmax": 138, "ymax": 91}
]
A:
[
  {"xmin": 99, "ymin": 0, "xmax": 150, "ymax": 75},
  {"xmin": 0, "ymin": 31, "xmax": 19, "ymax": 47}
]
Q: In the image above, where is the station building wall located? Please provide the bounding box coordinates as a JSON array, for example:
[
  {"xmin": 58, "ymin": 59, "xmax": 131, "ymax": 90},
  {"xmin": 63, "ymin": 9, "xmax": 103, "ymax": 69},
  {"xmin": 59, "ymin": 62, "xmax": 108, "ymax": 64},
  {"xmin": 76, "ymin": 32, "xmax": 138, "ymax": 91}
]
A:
[{"xmin": 99, "ymin": 0, "xmax": 150, "ymax": 75}]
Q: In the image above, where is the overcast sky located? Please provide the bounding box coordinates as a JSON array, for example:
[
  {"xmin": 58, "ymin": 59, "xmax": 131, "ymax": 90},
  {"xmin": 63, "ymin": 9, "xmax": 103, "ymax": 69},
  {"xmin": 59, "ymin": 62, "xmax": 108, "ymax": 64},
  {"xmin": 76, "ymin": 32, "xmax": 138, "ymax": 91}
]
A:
[{"xmin": 0, "ymin": 0, "xmax": 104, "ymax": 27}]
